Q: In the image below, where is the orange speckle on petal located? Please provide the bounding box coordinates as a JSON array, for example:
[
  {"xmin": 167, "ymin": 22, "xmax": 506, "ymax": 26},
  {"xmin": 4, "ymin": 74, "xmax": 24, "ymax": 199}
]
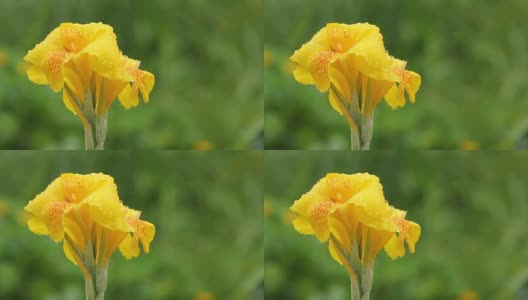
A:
[
  {"xmin": 126, "ymin": 64, "xmax": 145, "ymax": 90},
  {"xmin": 309, "ymin": 51, "xmax": 335, "ymax": 85},
  {"xmin": 310, "ymin": 201, "xmax": 334, "ymax": 236},
  {"xmin": 45, "ymin": 51, "xmax": 68, "ymax": 88},
  {"xmin": 327, "ymin": 25, "xmax": 354, "ymax": 53},
  {"xmin": 46, "ymin": 201, "xmax": 69, "ymax": 232},
  {"xmin": 128, "ymin": 217, "xmax": 145, "ymax": 236},
  {"xmin": 61, "ymin": 174, "xmax": 92, "ymax": 203},
  {"xmin": 61, "ymin": 27, "xmax": 87, "ymax": 53}
]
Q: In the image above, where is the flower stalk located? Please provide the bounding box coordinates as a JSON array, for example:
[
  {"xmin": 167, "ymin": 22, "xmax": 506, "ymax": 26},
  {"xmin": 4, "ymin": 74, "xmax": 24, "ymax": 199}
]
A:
[{"xmin": 331, "ymin": 84, "xmax": 374, "ymax": 150}]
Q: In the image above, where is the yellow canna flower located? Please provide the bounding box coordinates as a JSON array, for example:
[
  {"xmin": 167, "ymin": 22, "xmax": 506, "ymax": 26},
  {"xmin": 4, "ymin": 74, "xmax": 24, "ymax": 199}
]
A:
[
  {"xmin": 24, "ymin": 173, "xmax": 155, "ymax": 299},
  {"xmin": 290, "ymin": 23, "xmax": 421, "ymax": 149},
  {"xmin": 23, "ymin": 22, "xmax": 155, "ymax": 150},
  {"xmin": 290, "ymin": 173, "xmax": 420, "ymax": 297}
]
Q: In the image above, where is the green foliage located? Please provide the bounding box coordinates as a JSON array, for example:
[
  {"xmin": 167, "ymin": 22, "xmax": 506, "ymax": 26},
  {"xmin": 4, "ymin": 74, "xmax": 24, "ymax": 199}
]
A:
[
  {"xmin": 265, "ymin": 0, "xmax": 528, "ymax": 149},
  {"xmin": 0, "ymin": 0, "xmax": 262, "ymax": 149},
  {"xmin": 0, "ymin": 151, "xmax": 263, "ymax": 299},
  {"xmin": 265, "ymin": 151, "xmax": 528, "ymax": 299}
]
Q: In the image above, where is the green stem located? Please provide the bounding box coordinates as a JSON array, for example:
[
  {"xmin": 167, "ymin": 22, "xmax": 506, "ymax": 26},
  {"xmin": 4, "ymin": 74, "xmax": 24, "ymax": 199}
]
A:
[
  {"xmin": 84, "ymin": 125, "xmax": 95, "ymax": 150},
  {"xmin": 351, "ymin": 275, "xmax": 361, "ymax": 300},
  {"xmin": 348, "ymin": 112, "xmax": 374, "ymax": 150},
  {"xmin": 85, "ymin": 275, "xmax": 95, "ymax": 300},
  {"xmin": 360, "ymin": 113, "xmax": 374, "ymax": 150},
  {"xmin": 95, "ymin": 112, "xmax": 108, "ymax": 150},
  {"xmin": 84, "ymin": 237, "xmax": 108, "ymax": 300},
  {"xmin": 350, "ymin": 126, "xmax": 361, "ymax": 150},
  {"xmin": 360, "ymin": 264, "xmax": 373, "ymax": 300},
  {"xmin": 95, "ymin": 264, "xmax": 108, "ymax": 300},
  {"xmin": 331, "ymin": 234, "xmax": 375, "ymax": 300}
]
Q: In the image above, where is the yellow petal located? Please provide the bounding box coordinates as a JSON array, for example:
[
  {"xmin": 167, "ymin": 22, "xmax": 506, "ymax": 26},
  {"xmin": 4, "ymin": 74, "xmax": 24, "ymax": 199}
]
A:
[
  {"xmin": 62, "ymin": 89, "xmax": 78, "ymax": 115},
  {"xmin": 78, "ymin": 182, "xmax": 131, "ymax": 232},
  {"xmin": 63, "ymin": 239, "xmax": 79, "ymax": 265},
  {"xmin": 292, "ymin": 66, "xmax": 315, "ymax": 85},
  {"xmin": 63, "ymin": 215, "xmax": 86, "ymax": 254},
  {"xmin": 139, "ymin": 70, "xmax": 155, "ymax": 102},
  {"xmin": 25, "ymin": 177, "xmax": 65, "ymax": 218},
  {"xmin": 118, "ymin": 234, "xmax": 138, "ymax": 259},
  {"xmin": 103, "ymin": 78, "xmax": 128, "ymax": 110},
  {"xmin": 118, "ymin": 58, "xmax": 155, "ymax": 109},
  {"xmin": 292, "ymin": 215, "xmax": 315, "ymax": 235},
  {"xmin": 290, "ymin": 26, "xmax": 331, "ymax": 70},
  {"xmin": 43, "ymin": 51, "xmax": 70, "ymax": 92},
  {"xmin": 45, "ymin": 201, "xmax": 72, "ymax": 242},
  {"xmin": 26, "ymin": 66, "xmax": 49, "ymax": 85},
  {"xmin": 328, "ymin": 88, "xmax": 345, "ymax": 115},
  {"xmin": 95, "ymin": 226, "xmax": 129, "ymax": 265},
  {"xmin": 24, "ymin": 26, "xmax": 64, "ymax": 66},
  {"xmin": 308, "ymin": 201, "xmax": 336, "ymax": 241},
  {"xmin": 328, "ymin": 237, "xmax": 355, "ymax": 278},
  {"xmin": 59, "ymin": 23, "xmax": 90, "ymax": 53},
  {"xmin": 58, "ymin": 173, "xmax": 131, "ymax": 233},
  {"xmin": 384, "ymin": 218, "xmax": 421, "ymax": 259},
  {"xmin": 363, "ymin": 226, "xmax": 394, "ymax": 265},
  {"xmin": 119, "ymin": 210, "xmax": 156, "ymax": 259},
  {"xmin": 337, "ymin": 25, "xmax": 394, "ymax": 82},
  {"xmin": 308, "ymin": 51, "xmax": 336, "ymax": 91},
  {"xmin": 71, "ymin": 54, "xmax": 94, "ymax": 86},
  {"xmin": 63, "ymin": 65, "xmax": 85, "ymax": 104},
  {"xmin": 77, "ymin": 23, "xmax": 131, "ymax": 81},
  {"xmin": 384, "ymin": 69, "xmax": 421, "ymax": 109},
  {"xmin": 290, "ymin": 26, "xmax": 334, "ymax": 91},
  {"xmin": 27, "ymin": 216, "xmax": 49, "ymax": 235},
  {"xmin": 117, "ymin": 84, "xmax": 138, "ymax": 109}
]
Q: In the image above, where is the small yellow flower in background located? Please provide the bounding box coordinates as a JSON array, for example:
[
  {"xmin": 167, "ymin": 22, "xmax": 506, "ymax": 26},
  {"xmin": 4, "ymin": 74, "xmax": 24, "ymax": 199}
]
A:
[
  {"xmin": 0, "ymin": 198, "xmax": 8, "ymax": 217},
  {"xmin": 24, "ymin": 22, "xmax": 155, "ymax": 150},
  {"xmin": 0, "ymin": 50, "xmax": 7, "ymax": 67},
  {"xmin": 193, "ymin": 140, "xmax": 214, "ymax": 150},
  {"xmin": 281, "ymin": 60, "xmax": 296, "ymax": 75},
  {"xmin": 16, "ymin": 61, "xmax": 31, "ymax": 75},
  {"xmin": 17, "ymin": 211, "xmax": 30, "ymax": 226},
  {"xmin": 264, "ymin": 198, "xmax": 273, "ymax": 218},
  {"xmin": 459, "ymin": 140, "xmax": 480, "ymax": 150},
  {"xmin": 24, "ymin": 173, "xmax": 155, "ymax": 300},
  {"xmin": 290, "ymin": 23, "xmax": 421, "ymax": 149},
  {"xmin": 281, "ymin": 210, "xmax": 296, "ymax": 226},
  {"xmin": 458, "ymin": 290, "xmax": 479, "ymax": 300},
  {"xmin": 264, "ymin": 48, "xmax": 273, "ymax": 67},
  {"xmin": 290, "ymin": 173, "xmax": 420, "ymax": 299},
  {"xmin": 194, "ymin": 290, "xmax": 215, "ymax": 300}
]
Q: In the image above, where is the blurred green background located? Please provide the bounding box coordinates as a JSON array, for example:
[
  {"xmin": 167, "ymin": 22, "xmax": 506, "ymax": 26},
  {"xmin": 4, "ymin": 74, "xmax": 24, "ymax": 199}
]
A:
[
  {"xmin": 0, "ymin": 151, "xmax": 263, "ymax": 300},
  {"xmin": 265, "ymin": 0, "xmax": 528, "ymax": 149},
  {"xmin": 265, "ymin": 151, "xmax": 528, "ymax": 299},
  {"xmin": 0, "ymin": 0, "xmax": 262, "ymax": 149}
]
